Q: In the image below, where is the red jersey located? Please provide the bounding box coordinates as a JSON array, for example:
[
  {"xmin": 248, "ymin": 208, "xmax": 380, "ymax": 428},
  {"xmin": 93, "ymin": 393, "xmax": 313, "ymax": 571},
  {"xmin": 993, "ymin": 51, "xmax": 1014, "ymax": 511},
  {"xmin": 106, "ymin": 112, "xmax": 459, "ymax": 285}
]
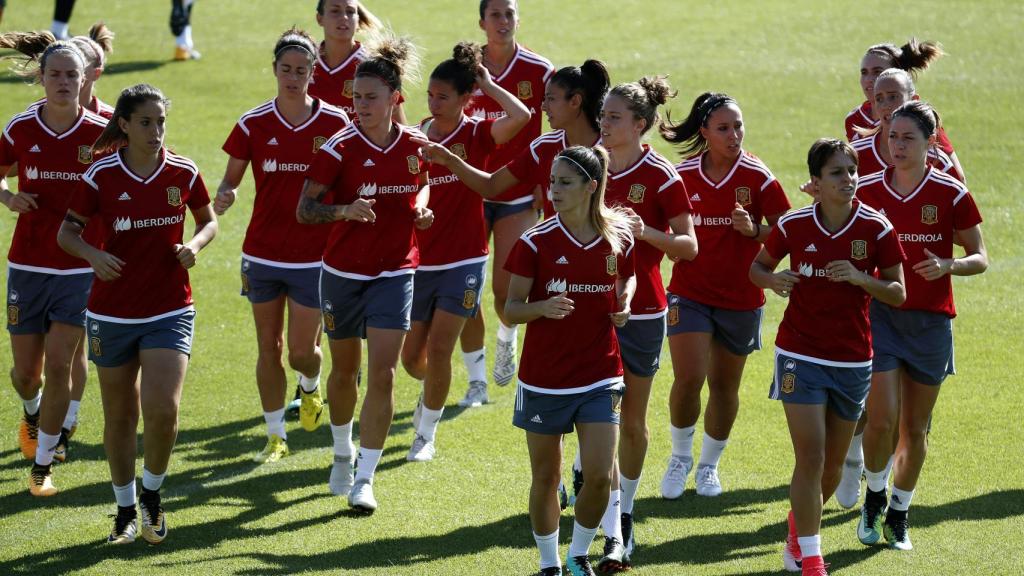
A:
[
  {"xmin": 851, "ymin": 130, "xmax": 962, "ymax": 182},
  {"xmin": 506, "ymin": 130, "xmax": 600, "ymax": 217},
  {"xmin": 31, "ymin": 96, "xmax": 114, "ymax": 120},
  {"xmin": 856, "ymin": 167, "xmax": 982, "ymax": 317},
  {"xmin": 605, "ymin": 146, "xmax": 691, "ymax": 318},
  {"xmin": 417, "ymin": 116, "xmax": 496, "ymax": 269},
  {"xmin": 72, "ymin": 149, "xmax": 211, "ymax": 321},
  {"xmin": 222, "ymin": 98, "xmax": 349, "ymax": 267},
  {"xmin": 845, "ymin": 100, "xmax": 955, "ymax": 155},
  {"xmin": 669, "ymin": 151, "xmax": 791, "ymax": 310},
  {"xmin": 307, "ymin": 123, "xmax": 427, "ymax": 279},
  {"xmin": 505, "ymin": 215, "xmax": 635, "ymax": 393},
  {"xmin": 309, "ymin": 42, "xmax": 367, "ymax": 115},
  {"xmin": 765, "ymin": 201, "xmax": 905, "ymax": 366},
  {"xmin": 0, "ymin": 105, "xmax": 107, "ymax": 273},
  {"xmin": 468, "ymin": 44, "xmax": 554, "ymax": 205}
]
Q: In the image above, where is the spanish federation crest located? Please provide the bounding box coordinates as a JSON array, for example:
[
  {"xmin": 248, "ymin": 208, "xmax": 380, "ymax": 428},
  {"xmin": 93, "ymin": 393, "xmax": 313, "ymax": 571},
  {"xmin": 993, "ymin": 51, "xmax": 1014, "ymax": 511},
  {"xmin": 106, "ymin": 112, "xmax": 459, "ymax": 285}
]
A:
[
  {"xmin": 313, "ymin": 136, "xmax": 328, "ymax": 152},
  {"xmin": 610, "ymin": 391, "xmax": 622, "ymax": 414},
  {"xmin": 407, "ymin": 155, "xmax": 420, "ymax": 175},
  {"xmin": 781, "ymin": 372, "xmax": 796, "ymax": 394},
  {"xmin": 667, "ymin": 304, "xmax": 679, "ymax": 327},
  {"xmin": 462, "ymin": 290, "xmax": 477, "ymax": 310},
  {"xmin": 735, "ymin": 186, "xmax": 752, "ymax": 206},
  {"xmin": 78, "ymin": 145, "xmax": 93, "ymax": 164},
  {"xmin": 450, "ymin": 143, "xmax": 467, "ymax": 160},
  {"xmin": 517, "ymin": 81, "xmax": 533, "ymax": 100},
  {"xmin": 166, "ymin": 186, "xmax": 182, "ymax": 207},
  {"xmin": 90, "ymin": 336, "xmax": 102, "ymax": 357},
  {"xmin": 921, "ymin": 204, "xmax": 938, "ymax": 225},
  {"xmin": 851, "ymin": 239, "xmax": 867, "ymax": 260},
  {"xmin": 343, "ymin": 80, "xmax": 354, "ymax": 99},
  {"xmin": 628, "ymin": 184, "xmax": 646, "ymax": 204},
  {"xmin": 606, "ymin": 254, "xmax": 618, "ymax": 276},
  {"xmin": 7, "ymin": 305, "xmax": 18, "ymax": 326}
]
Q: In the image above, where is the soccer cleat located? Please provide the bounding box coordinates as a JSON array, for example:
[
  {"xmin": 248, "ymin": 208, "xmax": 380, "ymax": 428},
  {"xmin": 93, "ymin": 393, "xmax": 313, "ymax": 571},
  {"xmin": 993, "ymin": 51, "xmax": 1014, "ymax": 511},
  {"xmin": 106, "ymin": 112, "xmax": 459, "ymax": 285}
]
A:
[
  {"xmin": 457, "ymin": 380, "xmax": 489, "ymax": 407},
  {"xmin": 857, "ymin": 488, "xmax": 887, "ymax": 545},
  {"xmin": 694, "ymin": 465, "xmax": 723, "ymax": 497},
  {"xmin": 558, "ymin": 482, "xmax": 569, "ymax": 511},
  {"xmin": 348, "ymin": 478, "xmax": 377, "ymax": 514},
  {"xmin": 537, "ymin": 568, "xmax": 563, "ymax": 576},
  {"xmin": 173, "ymin": 45, "xmax": 201, "ymax": 61},
  {"xmin": 597, "ymin": 536, "xmax": 628, "ymax": 574},
  {"xmin": 18, "ymin": 410, "xmax": 39, "ymax": 460},
  {"xmin": 406, "ymin": 434, "xmax": 435, "ymax": 462},
  {"xmin": 783, "ymin": 510, "xmax": 802, "ymax": 572},
  {"xmin": 800, "ymin": 555, "xmax": 828, "ymax": 576},
  {"xmin": 564, "ymin": 553, "xmax": 597, "ymax": 576},
  {"xmin": 570, "ymin": 465, "xmax": 584, "ymax": 506},
  {"xmin": 660, "ymin": 455, "xmax": 693, "ymax": 500},
  {"xmin": 329, "ymin": 456, "xmax": 355, "ymax": 496},
  {"xmin": 28, "ymin": 463, "xmax": 58, "ymax": 497},
  {"xmin": 53, "ymin": 427, "xmax": 72, "ymax": 463},
  {"xmin": 835, "ymin": 458, "xmax": 864, "ymax": 509},
  {"xmin": 107, "ymin": 505, "xmax": 138, "ymax": 545},
  {"xmin": 299, "ymin": 386, "xmax": 324, "ymax": 432},
  {"xmin": 253, "ymin": 434, "xmax": 289, "ymax": 464},
  {"xmin": 620, "ymin": 512, "xmax": 635, "ymax": 561},
  {"xmin": 139, "ymin": 489, "xmax": 167, "ymax": 544},
  {"xmin": 883, "ymin": 510, "xmax": 912, "ymax": 551},
  {"xmin": 493, "ymin": 337, "xmax": 517, "ymax": 386}
]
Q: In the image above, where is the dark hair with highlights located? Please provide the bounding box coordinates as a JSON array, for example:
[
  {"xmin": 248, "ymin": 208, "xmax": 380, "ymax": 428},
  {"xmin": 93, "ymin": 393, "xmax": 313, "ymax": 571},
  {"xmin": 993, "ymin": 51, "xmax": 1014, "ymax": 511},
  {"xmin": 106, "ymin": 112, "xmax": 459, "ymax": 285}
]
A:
[
  {"xmin": 660, "ymin": 91, "xmax": 739, "ymax": 158},
  {"xmin": 890, "ymin": 100, "xmax": 941, "ymax": 139},
  {"xmin": 864, "ymin": 38, "xmax": 943, "ymax": 78},
  {"xmin": 549, "ymin": 60, "xmax": 610, "ymax": 133},
  {"xmin": 430, "ymin": 41, "xmax": 482, "ymax": 96},
  {"xmin": 274, "ymin": 27, "xmax": 318, "ymax": 65},
  {"xmin": 609, "ymin": 75, "xmax": 675, "ymax": 136},
  {"xmin": 355, "ymin": 33, "xmax": 420, "ymax": 93},
  {"xmin": 92, "ymin": 84, "xmax": 170, "ymax": 155}
]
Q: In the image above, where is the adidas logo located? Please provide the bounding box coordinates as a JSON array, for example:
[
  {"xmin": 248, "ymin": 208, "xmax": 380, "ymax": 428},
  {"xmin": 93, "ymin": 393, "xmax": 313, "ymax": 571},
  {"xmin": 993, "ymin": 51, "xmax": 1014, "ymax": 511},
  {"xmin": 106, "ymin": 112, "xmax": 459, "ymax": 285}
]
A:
[
  {"xmin": 118, "ymin": 192, "xmax": 131, "ymax": 201},
  {"xmin": 29, "ymin": 144, "xmax": 41, "ymax": 153},
  {"xmin": 690, "ymin": 193, "xmax": 701, "ymax": 202},
  {"xmin": 556, "ymin": 256, "xmax": 569, "ymax": 264},
  {"xmin": 363, "ymin": 159, "xmax": 375, "ymax": 167},
  {"xmin": 530, "ymin": 414, "xmax": 543, "ymax": 424},
  {"xmin": 267, "ymin": 137, "xmax": 279, "ymax": 146},
  {"xmin": 804, "ymin": 243, "xmax": 817, "ymax": 252}
]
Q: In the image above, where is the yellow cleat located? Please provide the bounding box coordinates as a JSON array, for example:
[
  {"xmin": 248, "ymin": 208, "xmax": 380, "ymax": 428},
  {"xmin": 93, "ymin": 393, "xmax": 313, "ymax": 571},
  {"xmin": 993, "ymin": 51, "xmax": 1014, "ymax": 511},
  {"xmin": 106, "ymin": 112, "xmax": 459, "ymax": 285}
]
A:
[
  {"xmin": 53, "ymin": 428, "xmax": 71, "ymax": 463},
  {"xmin": 253, "ymin": 434, "xmax": 288, "ymax": 464},
  {"xmin": 29, "ymin": 464, "xmax": 58, "ymax": 497},
  {"xmin": 18, "ymin": 411, "xmax": 39, "ymax": 460},
  {"xmin": 299, "ymin": 387, "xmax": 324, "ymax": 432},
  {"xmin": 173, "ymin": 45, "xmax": 201, "ymax": 61}
]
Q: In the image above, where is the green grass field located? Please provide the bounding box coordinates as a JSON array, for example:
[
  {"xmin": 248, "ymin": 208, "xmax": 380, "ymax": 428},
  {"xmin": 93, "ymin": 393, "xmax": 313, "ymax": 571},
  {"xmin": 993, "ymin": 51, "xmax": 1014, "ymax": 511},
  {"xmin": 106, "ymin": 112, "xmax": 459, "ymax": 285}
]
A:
[{"xmin": 1, "ymin": 1, "xmax": 1022, "ymax": 574}]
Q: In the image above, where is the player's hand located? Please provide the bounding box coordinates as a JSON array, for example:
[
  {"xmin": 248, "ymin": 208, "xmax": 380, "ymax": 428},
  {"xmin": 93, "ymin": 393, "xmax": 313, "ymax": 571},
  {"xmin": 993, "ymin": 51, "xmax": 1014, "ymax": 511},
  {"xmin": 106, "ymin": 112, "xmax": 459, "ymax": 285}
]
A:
[
  {"xmin": 912, "ymin": 248, "xmax": 952, "ymax": 281},
  {"xmin": 411, "ymin": 137, "xmax": 455, "ymax": 168},
  {"xmin": 475, "ymin": 64, "xmax": 495, "ymax": 90},
  {"xmin": 414, "ymin": 206, "xmax": 434, "ymax": 229},
  {"xmin": 89, "ymin": 250, "xmax": 125, "ymax": 281},
  {"xmin": 213, "ymin": 188, "xmax": 236, "ymax": 215},
  {"xmin": 771, "ymin": 269, "xmax": 801, "ymax": 298},
  {"xmin": 799, "ymin": 179, "xmax": 817, "ymax": 198},
  {"xmin": 610, "ymin": 293, "xmax": 630, "ymax": 327},
  {"xmin": 4, "ymin": 192, "xmax": 38, "ymax": 213},
  {"xmin": 343, "ymin": 198, "xmax": 376, "ymax": 223},
  {"xmin": 623, "ymin": 207, "xmax": 645, "ymax": 240},
  {"xmin": 731, "ymin": 202, "xmax": 756, "ymax": 237},
  {"xmin": 541, "ymin": 292, "xmax": 574, "ymax": 320},
  {"xmin": 174, "ymin": 243, "xmax": 198, "ymax": 269},
  {"xmin": 826, "ymin": 260, "xmax": 866, "ymax": 286}
]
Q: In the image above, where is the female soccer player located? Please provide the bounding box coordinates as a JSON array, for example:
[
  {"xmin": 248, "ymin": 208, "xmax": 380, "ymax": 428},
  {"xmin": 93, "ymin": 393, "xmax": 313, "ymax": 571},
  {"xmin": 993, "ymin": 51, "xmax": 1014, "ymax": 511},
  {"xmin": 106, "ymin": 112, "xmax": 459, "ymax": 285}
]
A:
[
  {"xmin": 69, "ymin": 23, "xmax": 115, "ymax": 118},
  {"xmin": 854, "ymin": 102, "xmax": 987, "ymax": 551},
  {"xmin": 417, "ymin": 59, "xmax": 609, "ymax": 390},
  {"xmin": 216, "ymin": 28, "xmax": 350, "ymax": 464},
  {"xmin": 587, "ymin": 76, "xmax": 697, "ymax": 571},
  {"xmin": 0, "ymin": 38, "xmax": 107, "ymax": 496},
  {"xmin": 657, "ymin": 92, "xmax": 791, "ymax": 501},
  {"xmin": 58, "ymin": 83, "xmax": 218, "ymax": 544},
  {"xmin": 505, "ymin": 145, "xmax": 633, "ymax": 576},
  {"xmin": 750, "ymin": 138, "xmax": 905, "ymax": 575},
  {"xmin": 296, "ymin": 35, "xmax": 430, "ymax": 513},
  {"xmin": 459, "ymin": 0, "xmax": 555, "ymax": 392},
  {"xmin": 399, "ymin": 41, "xmax": 529, "ymax": 458}
]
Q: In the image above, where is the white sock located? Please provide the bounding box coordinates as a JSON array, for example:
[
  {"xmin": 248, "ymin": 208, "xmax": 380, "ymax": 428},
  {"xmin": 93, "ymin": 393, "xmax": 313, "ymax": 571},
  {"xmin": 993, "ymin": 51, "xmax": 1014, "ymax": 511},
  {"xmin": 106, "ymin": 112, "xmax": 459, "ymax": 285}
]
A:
[
  {"xmin": 619, "ymin": 473, "xmax": 641, "ymax": 515},
  {"xmin": 847, "ymin": 432, "xmax": 864, "ymax": 463},
  {"xmin": 35, "ymin": 430, "xmax": 60, "ymax": 466},
  {"xmin": 698, "ymin": 433, "xmax": 728, "ymax": 468},
  {"xmin": 298, "ymin": 371, "xmax": 320, "ymax": 393},
  {"xmin": 462, "ymin": 348, "xmax": 487, "ymax": 383},
  {"xmin": 889, "ymin": 487, "xmax": 914, "ymax": 511},
  {"xmin": 797, "ymin": 534, "xmax": 821, "ymax": 558},
  {"xmin": 600, "ymin": 489, "xmax": 622, "ymax": 541},
  {"xmin": 264, "ymin": 408, "xmax": 287, "ymax": 440},
  {"xmin": 62, "ymin": 400, "xmax": 81, "ymax": 430},
  {"xmin": 497, "ymin": 322, "xmax": 517, "ymax": 342},
  {"xmin": 23, "ymin": 392, "xmax": 41, "ymax": 416},
  {"xmin": 142, "ymin": 468, "xmax": 166, "ymax": 492},
  {"xmin": 573, "ymin": 450, "xmax": 582, "ymax": 473},
  {"xmin": 51, "ymin": 20, "xmax": 70, "ymax": 40},
  {"xmin": 417, "ymin": 406, "xmax": 444, "ymax": 441},
  {"xmin": 331, "ymin": 421, "xmax": 355, "ymax": 461},
  {"xmin": 354, "ymin": 447, "xmax": 382, "ymax": 482},
  {"xmin": 113, "ymin": 480, "xmax": 136, "ymax": 507},
  {"xmin": 567, "ymin": 519, "xmax": 598, "ymax": 558},
  {"xmin": 177, "ymin": 25, "xmax": 193, "ymax": 49},
  {"xmin": 670, "ymin": 424, "xmax": 695, "ymax": 459},
  {"xmin": 534, "ymin": 530, "xmax": 560, "ymax": 570},
  {"xmin": 865, "ymin": 466, "xmax": 888, "ymax": 493}
]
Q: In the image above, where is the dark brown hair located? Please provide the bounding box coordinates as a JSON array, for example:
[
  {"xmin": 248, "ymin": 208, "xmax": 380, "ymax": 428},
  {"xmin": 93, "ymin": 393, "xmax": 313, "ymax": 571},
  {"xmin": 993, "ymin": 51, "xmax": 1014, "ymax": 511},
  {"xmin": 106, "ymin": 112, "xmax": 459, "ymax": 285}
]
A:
[
  {"xmin": 92, "ymin": 84, "xmax": 170, "ymax": 155},
  {"xmin": 807, "ymin": 138, "xmax": 858, "ymax": 178},
  {"xmin": 864, "ymin": 38, "xmax": 943, "ymax": 77},
  {"xmin": 430, "ymin": 41, "xmax": 482, "ymax": 95},
  {"xmin": 660, "ymin": 91, "xmax": 738, "ymax": 158},
  {"xmin": 608, "ymin": 75, "xmax": 675, "ymax": 136},
  {"xmin": 549, "ymin": 60, "xmax": 610, "ymax": 133}
]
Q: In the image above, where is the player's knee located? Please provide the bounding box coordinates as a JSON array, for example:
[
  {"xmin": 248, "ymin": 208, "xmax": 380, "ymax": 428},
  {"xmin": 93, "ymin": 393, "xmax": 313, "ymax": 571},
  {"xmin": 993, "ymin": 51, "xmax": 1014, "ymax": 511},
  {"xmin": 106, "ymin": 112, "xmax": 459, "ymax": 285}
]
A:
[
  {"xmin": 620, "ymin": 418, "xmax": 649, "ymax": 445},
  {"xmin": 10, "ymin": 367, "xmax": 41, "ymax": 395},
  {"xmin": 583, "ymin": 466, "xmax": 613, "ymax": 493},
  {"xmin": 286, "ymin": 348, "xmax": 317, "ymax": 371}
]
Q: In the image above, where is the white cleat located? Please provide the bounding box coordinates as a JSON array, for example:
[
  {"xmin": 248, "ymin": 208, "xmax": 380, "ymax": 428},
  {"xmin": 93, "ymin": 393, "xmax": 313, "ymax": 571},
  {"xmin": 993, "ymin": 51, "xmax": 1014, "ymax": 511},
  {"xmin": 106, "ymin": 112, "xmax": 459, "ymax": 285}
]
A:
[
  {"xmin": 329, "ymin": 456, "xmax": 354, "ymax": 496},
  {"xmin": 493, "ymin": 338, "xmax": 517, "ymax": 386},
  {"xmin": 406, "ymin": 434, "xmax": 436, "ymax": 462},
  {"xmin": 695, "ymin": 465, "xmax": 723, "ymax": 497},
  {"xmin": 348, "ymin": 478, "xmax": 377, "ymax": 513},
  {"xmin": 660, "ymin": 455, "xmax": 693, "ymax": 500},
  {"xmin": 836, "ymin": 458, "xmax": 864, "ymax": 509},
  {"xmin": 457, "ymin": 380, "xmax": 489, "ymax": 407}
]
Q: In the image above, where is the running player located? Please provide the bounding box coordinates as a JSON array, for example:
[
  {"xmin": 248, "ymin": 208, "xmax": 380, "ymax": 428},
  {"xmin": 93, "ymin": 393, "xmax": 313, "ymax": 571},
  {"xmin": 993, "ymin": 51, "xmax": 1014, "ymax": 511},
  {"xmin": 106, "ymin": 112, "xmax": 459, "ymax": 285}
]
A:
[
  {"xmin": 58, "ymin": 83, "xmax": 218, "ymax": 544},
  {"xmin": 750, "ymin": 138, "xmax": 905, "ymax": 575},
  {"xmin": 0, "ymin": 38, "xmax": 106, "ymax": 495},
  {"xmin": 216, "ymin": 28, "xmax": 349, "ymax": 464},
  {"xmin": 296, "ymin": 35, "xmax": 430, "ymax": 513},
  {"xmin": 171, "ymin": 0, "xmax": 200, "ymax": 60},
  {"xmin": 587, "ymin": 75, "xmax": 697, "ymax": 572},
  {"xmin": 70, "ymin": 23, "xmax": 115, "ymax": 118},
  {"xmin": 657, "ymin": 92, "xmax": 791, "ymax": 502},
  {"xmin": 460, "ymin": 0, "xmax": 554, "ymax": 393},
  {"xmin": 854, "ymin": 101, "xmax": 987, "ymax": 551},
  {"xmin": 505, "ymin": 145, "xmax": 634, "ymax": 576},
  {"xmin": 399, "ymin": 41, "xmax": 530, "ymax": 458}
]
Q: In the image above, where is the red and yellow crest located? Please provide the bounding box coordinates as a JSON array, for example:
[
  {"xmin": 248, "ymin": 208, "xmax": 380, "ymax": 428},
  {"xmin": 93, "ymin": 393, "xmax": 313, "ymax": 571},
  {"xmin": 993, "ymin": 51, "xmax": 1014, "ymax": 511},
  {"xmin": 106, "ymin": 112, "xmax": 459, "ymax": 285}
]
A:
[
  {"xmin": 628, "ymin": 184, "xmax": 646, "ymax": 204},
  {"xmin": 90, "ymin": 336, "xmax": 102, "ymax": 357},
  {"xmin": 517, "ymin": 81, "xmax": 533, "ymax": 100},
  {"xmin": 462, "ymin": 289, "xmax": 477, "ymax": 310},
  {"xmin": 667, "ymin": 305, "xmax": 679, "ymax": 327},
  {"xmin": 166, "ymin": 186, "xmax": 182, "ymax": 207},
  {"xmin": 77, "ymin": 145, "xmax": 93, "ymax": 164},
  {"xmin": 313, "ymin": 136, "xmax": 328, "ymax": 152},
  {"xmin": 407, "ymin": 155, "xmax": 421, "ymax": 174},
  {"xmin": 610, "ymin": 391, "xmax": 622, "ymax": 414},
  {"xmin": 735, "ymin": 186, "xmax": 752, "ymax": 206},
  {"xmin": 343, "ymin": 80, "xmax": 354, "ymax": 99},
  {"xmin": 851, "ymin": 239, "xmax": 867, "ymax": 260},
  {"xmin": 921, "ymin": 204, "xmax": 938, "ymax": 225},
  {"xmin": 7, "ymin": 305, "xmax": 18, "ymax": 326},
  {"xmin": 450, "ymin": 143, "xmax": 467, "ymax": 160},
  {"xmin": 606, "ymin": 254, "xmax": 618, "ymax": 276},
  {"xmin": 323, "ymin": 312, "xmax": 335, "ymax": 332},
  {"xmin": 781, "ymin": 373, "xmax": 796, "ymax": 394}
]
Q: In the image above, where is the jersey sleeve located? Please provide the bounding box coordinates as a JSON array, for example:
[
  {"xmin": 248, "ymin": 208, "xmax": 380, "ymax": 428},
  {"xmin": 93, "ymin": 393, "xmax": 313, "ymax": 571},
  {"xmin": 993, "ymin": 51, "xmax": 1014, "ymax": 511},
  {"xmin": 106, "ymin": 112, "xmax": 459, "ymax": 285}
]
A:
[
  {"xmin": 618, "ymin": 237, "xmax": 636, "ymax": 280},
  {"xmin": 0, "ymin": 122, "xmax": 17, "ymax": 167},
  {"xmin": 221, "ymin": 122, "xmax": 252, "ymax": 161},
  {"xmin": 307, "ymin": 142, "xmax": 345, "ymax": 187},
  {"xmin": 504, "ymin": 236, "xmax": 537, "ymax": 278},
  {"xmin": 760, "ymin": 179, "xmax": 792, "ymax": 219},
  {"xmin": 70, "ymin": 173, "xmax": 101, "ymax": 219},
  {"xmin": 875, "ymin": 225, "xmax": 905, "ymax": 270},
  {"xmin": 763, "ymin": 219, "xmax": 790, "ymax": 261},
  {"xmin": 188, "ymin": 172, "xmax": 212, "ymax": 209},
  {"xmin": 657, "ymin": 178, "xmax": 692, "ymax": 220},
  {"xmin": 953, "ymin": 190, "xmax": 983, "ymax": 231},
  {"xmin": 936, "ymin": 126, "xmax": 955, "ymax": 156},
  {"xmin": 504, "ymin": 144, "xmax": 542, "ymax": 189}
]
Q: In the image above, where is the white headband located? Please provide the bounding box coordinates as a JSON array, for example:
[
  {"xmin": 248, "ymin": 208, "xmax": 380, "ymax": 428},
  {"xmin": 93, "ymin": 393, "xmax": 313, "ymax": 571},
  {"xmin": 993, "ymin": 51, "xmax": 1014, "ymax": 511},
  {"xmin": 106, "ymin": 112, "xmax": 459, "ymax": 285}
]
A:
[{"xmin": 558, "ymin": 155, "xmax": 596, "ymax": 181}]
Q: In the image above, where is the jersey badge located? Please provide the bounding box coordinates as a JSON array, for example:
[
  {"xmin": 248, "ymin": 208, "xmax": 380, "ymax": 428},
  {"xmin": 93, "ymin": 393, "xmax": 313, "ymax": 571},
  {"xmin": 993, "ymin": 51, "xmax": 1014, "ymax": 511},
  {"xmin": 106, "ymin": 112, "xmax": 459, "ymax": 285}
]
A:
[
  {"xmin": 450, "ymin": 143, "xmax": 467, "ymax": 160},
  {"xmin": 343, "ymin": 80, "xmax": 354, "ymax": 99},
  {"xmin": 313, "ymin": 136, "xmax": 328, "ymax": 152},
  {"xmin": 628, "ymin": 184, "xmax": 646, "ymax": 204},
  {"xmin": 921, "ymin": 205, "xmax": 938, "ymax": 225},
  {"xmin": 463, "ymin": 289, "xmax": 477, "ymax": 310},
  {"xmin": 407, "ymin": 155, "xmax": 420, "ymax": 175},
  {"xmin": 606, "ymin": 254, "xmax": 618, "ymax": 276},
  {"xmin": 7, "ymin": 305, "xmax": 19, "ymax": 326},
  {"xmin": 517, "ymin": 81, "xmax": 533, "ymax": 100},
  {"xmin": 781, "ymin": 372, "xmax": 796, "ymax": 394},
  {"xmin": 735, "ymin": 186, "xmax": 752, "ymax": 206},
  {"xmin": 851, "ymin": 239, "xmax": 867, "ymax": 260},
  {"xmin": 167, "ymin": 187, "xmax": 183, "ymax": 207},
  {"xmin": 78, "ymin": 145, "xmax": 93, "ymax": 164}
]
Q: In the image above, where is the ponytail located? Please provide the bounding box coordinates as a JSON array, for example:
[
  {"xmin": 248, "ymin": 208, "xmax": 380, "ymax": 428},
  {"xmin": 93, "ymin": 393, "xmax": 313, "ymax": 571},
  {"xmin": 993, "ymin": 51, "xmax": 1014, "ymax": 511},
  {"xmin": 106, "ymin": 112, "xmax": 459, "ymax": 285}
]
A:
[
  {"xmin": 356, "ymin": 32, "xmax": 421, "ymax": 93},
  {"xmin": 550, "ymin": 59, "xmax": 610, "ymax": 133},
  {"xmin": 430, "ymin": 41, "xmax": 482, "ymax": 95},
  {"xmin": 608, "ymin": 75, "xmax": 675, "ymax": 136},
  {"xmin": 71, "ymin": 22, "xmax": 114, "ymax": 69},
  {"xmin": 0, "ymin": 31, "xmax": 86, "ymax": 79},
  {"xmin": 865, "ymin": 38, "xmax": 943, "ymax": 77},
  {"xmin": 660, "ymin": 91, "xmax": 737, "ymax": 158}
]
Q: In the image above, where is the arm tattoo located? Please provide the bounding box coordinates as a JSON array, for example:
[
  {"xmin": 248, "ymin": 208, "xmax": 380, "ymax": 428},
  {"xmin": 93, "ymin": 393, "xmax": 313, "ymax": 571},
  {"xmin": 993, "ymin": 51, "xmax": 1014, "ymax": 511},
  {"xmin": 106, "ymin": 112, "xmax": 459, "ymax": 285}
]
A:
[{"xmin": 297, "ymin": 194, "xmax": 339, "ymax": 224}]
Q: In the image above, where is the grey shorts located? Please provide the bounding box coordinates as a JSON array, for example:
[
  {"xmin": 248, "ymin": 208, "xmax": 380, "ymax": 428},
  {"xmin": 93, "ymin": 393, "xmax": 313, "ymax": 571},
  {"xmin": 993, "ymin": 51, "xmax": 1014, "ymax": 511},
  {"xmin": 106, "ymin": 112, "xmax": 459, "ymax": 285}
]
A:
[
  {"xmin": 513, "ymin": 382, "xmax": 624, "ymax": 435},
  {"xmin": 86, "ymin": 309, "xmax": 195, "ymax": 367},
  {"xmin": 240, "ymin": 257, "xmax": 321, "ymax": 309},
  {"xmin": 411, "ymin": 260, "xmax": 486, "ymax": 322},
  {"xmin": 769, "ymin": 350, "xmax": 871, "ymax": 422},
  {"xmin": 870, "ymin": 301, "xmax": 954, "ymax": 386},
  {"xmin": 666, "ymin": 293, "xmax": 762, "ymax": 356},
  {"xmin": 320, "ymin": 271, "xmax": 413, "ymax": 340},
  {"xmin": 615, "ymin": 316, "xmax": 666, "ymax": 378},
  {"xmin": 7, "ymin": 268, "xmax": 92, "ymax": 334},
  {"xmin": 483, "ymin": 200, "xmax": 537, "ymax": 229}
]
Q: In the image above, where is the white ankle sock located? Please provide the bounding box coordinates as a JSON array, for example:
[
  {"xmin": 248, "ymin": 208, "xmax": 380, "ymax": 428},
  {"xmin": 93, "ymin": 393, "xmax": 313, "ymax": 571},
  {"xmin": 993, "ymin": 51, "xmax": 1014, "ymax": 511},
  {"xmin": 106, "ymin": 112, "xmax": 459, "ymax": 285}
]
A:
[
  {"xmin": 298, "ymin": 371, "xmax": 320, "ymax": 393},
  {"xmin": 670, "ymin": 424, "xmax": 695, "ymax": 459},
  {"xmin": 462, "ymin": 348, "xmax": 487, "ymax": 383},
  {"xmin": 331, "ymin": 421, "xmax": 355, "ymax": 460},
  {"xmin": 889, "ymin": 487, "xmax": 914, "ymax": 511},
  {"xmin": 865, "ymin": 466, "xmax": 888, "ymax": 493},
  {"xmin": 567, "ymin": 520, "xmax": 598, "ymax": 557},
  {"xmin": 497, "ymin": 322, "xmax": 517, "ymax": 342},
  {"xmin": 113, "ymin": 480, "xmax": 136, "ymax": 507},
  {"xmin": 619, "ymin": 474, "xmax": 641, "ymax": 515},
  {"xmin": 23, "ymin": 392, "xmax": 41, "ymax": 416},
  {"xmin": 534, "ymin": 529, "xmax": 560, "ymax": 570},
  {"xmin": 797, "ymin": 534, "xmax": 821, "ymax": 558},
  {"xmin": 35, "ymin": 430, "xmax": 60, "ymax": 466},
  {"xmin": 63, "ymin": 400, "xmax": 81, "ymax": 430},
  {"xmin": 600, "ymin": 489, "xmax": 622, "ymax": 541},
  {"xmin": 51, "ymin": 20, "xmax": 70, "ymax": 40},
  {"xmin": 142, "ymin": 468, "xmax": 166, "ymax": 492},
  {"xmin": 354, "ymin": 447, "xmax": 382, "ymax": 482},
  {"xmin": 417, "ymin": 406, "xmax": 443, "ymax": 441},
  {"xmin": 264, "ymin": 408, "xmax": 286, "ymax": 440},
  {"xmin": 698, "ymin": 433, "xmax": 728, "ymax": 468}
]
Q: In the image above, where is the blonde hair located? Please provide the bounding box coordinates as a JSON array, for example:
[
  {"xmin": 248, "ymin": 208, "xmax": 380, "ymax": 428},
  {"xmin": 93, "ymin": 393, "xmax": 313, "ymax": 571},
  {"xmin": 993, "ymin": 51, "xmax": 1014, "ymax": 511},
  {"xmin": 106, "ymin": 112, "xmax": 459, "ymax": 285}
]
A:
[
  {"xmin": 0, "ymin": 31, "xmax": 86, "ymax": 80},
  {"xmin": 556, "ymin": 145, "xmax": 633, "ymax": 255},
  {"xmin": 71, "ymin": 22, "xmax": 114, "ymax": 69}
]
